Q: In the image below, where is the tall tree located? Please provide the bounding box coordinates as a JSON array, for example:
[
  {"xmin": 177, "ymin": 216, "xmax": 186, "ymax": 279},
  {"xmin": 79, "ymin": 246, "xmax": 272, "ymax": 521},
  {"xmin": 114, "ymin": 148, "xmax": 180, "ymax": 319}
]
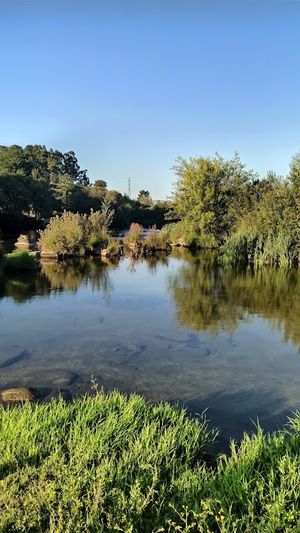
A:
[{"xmin": 169, "ymin": 156, "xmax": 249, "ymax": 244}]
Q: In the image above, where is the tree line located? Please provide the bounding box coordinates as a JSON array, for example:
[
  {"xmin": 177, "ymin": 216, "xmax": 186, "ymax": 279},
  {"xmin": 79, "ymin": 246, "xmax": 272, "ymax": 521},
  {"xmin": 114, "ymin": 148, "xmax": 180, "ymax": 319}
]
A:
[
  {"xmin": 0, "ymin": 145, "xmax": 168, "ymax": 231},
  {"xmin": 1, "ymin": 144, "xmax": 300, "ymax": 266}
]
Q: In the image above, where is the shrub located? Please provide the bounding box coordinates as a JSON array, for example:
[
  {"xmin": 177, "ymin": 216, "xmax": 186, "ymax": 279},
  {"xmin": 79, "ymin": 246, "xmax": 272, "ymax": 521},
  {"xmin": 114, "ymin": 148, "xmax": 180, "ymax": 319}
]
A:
[
  {"xmin": 4, "ymin": 250, "xmax": 38, "ymax": 272},
  {"xmin": 222, "ymin": 233, "xmax": 249, "ymax": 266},
  {"xmin": 107, "ymin": 238, "xmax": 121, "ymax": 255},
  {"xmin": 145, "ymin": 228, "xmax": 159, "ymax": 248},
  {"xmin": 40, "ymin": 208, "xmax": 116, "ymax": 256},
  {"xmin": 124, "ymin": 223, "xmax": 144, "ymax": 246},
  {"xmin": 166, "ymin": 221, "xmax": 204, "ymax": 248},
  {"xmin": 87, "ymin": 230, "xmax": 109, "ymax": 250},
  {"xmin": 39, "ymin": 212, "xmax": 86, "ymax": 255},
  {"xmin": 144, "ymin": 227, "xmax": 171, "ymax": 250},
  {"xmin": 88, "ymin": 199, "xmax": 114, "ymax": 235}
]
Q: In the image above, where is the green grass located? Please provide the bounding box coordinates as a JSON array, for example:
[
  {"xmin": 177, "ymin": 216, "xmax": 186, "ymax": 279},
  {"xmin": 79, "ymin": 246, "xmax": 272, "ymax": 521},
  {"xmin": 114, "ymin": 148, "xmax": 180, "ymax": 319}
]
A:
[
  {"xmin": 1, "ymin": 391, "xmax": 300, "ymax": 532},
  {"xmin": 3, "ymin": 250, "xmax": 38, "ymax": 272}
]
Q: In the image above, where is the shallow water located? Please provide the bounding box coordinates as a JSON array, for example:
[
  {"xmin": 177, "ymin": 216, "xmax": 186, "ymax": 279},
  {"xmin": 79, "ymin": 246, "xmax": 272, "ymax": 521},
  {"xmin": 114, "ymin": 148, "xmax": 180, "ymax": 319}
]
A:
[{"xmin": 1, "ymin": 249, "xmax": 300, "ymax": 450}]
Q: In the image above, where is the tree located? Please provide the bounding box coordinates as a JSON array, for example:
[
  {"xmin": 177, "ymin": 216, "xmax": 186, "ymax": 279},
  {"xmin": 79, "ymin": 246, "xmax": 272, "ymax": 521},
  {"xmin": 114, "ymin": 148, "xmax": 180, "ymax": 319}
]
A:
[
  {"xmin": 94, "ymin": 179, "xmax": 107, "ymax": 189},
  {"xmin": 0, "ymin": 145, "xmax": 26, "ymax": 174},
  {"xmin": 62, "ymin": 151, "xmax": 90, "ymax": 186},
  {"xmin": 168, "ymin": 154, "xmax": 256, "ymax": 246},
  {"xmin": 137, "ymin": 190, "xmax": 152, "ymax": 206},
  {"xmin": 0, "ymin": 173, "xmax": 30, "ymax": 217},
  {"xmin": 53, "ymin": 174, "xmax": 76, "ymax": 211}
]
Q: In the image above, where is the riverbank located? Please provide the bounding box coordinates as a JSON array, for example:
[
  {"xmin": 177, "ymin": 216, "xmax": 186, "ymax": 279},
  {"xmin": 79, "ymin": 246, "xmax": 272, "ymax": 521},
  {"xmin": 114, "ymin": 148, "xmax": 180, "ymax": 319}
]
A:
[{"xmin": 1, "ymin": 390, "xmax": 300, "ymax": 532}]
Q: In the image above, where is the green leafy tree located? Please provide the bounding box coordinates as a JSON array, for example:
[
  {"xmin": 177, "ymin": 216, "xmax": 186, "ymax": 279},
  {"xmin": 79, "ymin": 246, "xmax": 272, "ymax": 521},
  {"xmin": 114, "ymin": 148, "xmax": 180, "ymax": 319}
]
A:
[
  {"xmin": 168, "ymin": 154, "xmax": 257, "ymax": 246},
  {"xmin": 94, "ymin": 179, "xmax": 107, "ymax": 189},
  {"xmin": 137, "ymin": 190, "xmax": 152, "ymax": 205},
  {"xmin": 0, "ymin": 173, "xmax": 30, "ymax": 217}
]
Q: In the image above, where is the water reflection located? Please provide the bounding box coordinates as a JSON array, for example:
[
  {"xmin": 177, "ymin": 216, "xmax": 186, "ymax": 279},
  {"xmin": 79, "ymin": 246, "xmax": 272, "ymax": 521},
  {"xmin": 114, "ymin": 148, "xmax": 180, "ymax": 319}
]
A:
[
  {"xmin": 0, "ymin": 258, "xmax": 118, "ymax": 303},
  {"xmin": 1, "ymin": 251, "xmax": 300, "ymax": 448},
  {"xmin": 0, "ymin": 271, "xmax": 50, "ymax": 303},
  {"xmin": 169, "ymin": 250, "xmax": 300, "ymax": 346},
  {"xmin": 41, "ymin": 259, "xmax": 117, "ymax": 295}
]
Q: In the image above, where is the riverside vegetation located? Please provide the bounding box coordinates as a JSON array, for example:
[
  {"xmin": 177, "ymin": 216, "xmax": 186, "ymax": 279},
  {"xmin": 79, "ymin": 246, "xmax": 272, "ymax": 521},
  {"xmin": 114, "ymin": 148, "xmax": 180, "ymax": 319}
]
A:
[
  {"xmin": 166, "ymin": 152, "xmax": 300, "ymax": 266},
  {"xmin": 1, "ymin": 144, "xmax": 300, "ymax": 266},
  {"xmin": 1, "ymin": 390, "xmax": 300, "ymax": 532},
  {"xmin": 0, "ymin": 145, "xmax": 169, "ymax": 233}
]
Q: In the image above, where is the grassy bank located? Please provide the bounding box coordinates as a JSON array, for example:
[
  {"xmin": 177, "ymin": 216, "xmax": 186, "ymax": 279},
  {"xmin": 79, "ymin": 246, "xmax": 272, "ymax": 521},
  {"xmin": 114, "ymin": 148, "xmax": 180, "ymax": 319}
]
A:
[
  {"xmin": 0, "ymin": 391, "xmax": 300, "ymax": 532},
  {"xmin": 3, "ymin": 250, "xmax": 38, "ymax": 272}
]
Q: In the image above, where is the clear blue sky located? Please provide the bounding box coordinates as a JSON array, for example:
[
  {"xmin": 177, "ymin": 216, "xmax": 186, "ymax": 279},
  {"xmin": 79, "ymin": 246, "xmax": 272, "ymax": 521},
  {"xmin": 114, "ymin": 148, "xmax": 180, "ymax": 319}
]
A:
[{"xmin": 0, "ymin": 1, "xmax": 299, "ymax": 199}]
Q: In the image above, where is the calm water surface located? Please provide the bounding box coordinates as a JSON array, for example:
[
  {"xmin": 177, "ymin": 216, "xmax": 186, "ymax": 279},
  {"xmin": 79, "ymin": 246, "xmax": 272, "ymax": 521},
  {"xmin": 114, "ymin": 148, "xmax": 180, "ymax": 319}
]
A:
[{"xmin": 1, "ymin": 248, "xmax": 300, "ymax": 449}]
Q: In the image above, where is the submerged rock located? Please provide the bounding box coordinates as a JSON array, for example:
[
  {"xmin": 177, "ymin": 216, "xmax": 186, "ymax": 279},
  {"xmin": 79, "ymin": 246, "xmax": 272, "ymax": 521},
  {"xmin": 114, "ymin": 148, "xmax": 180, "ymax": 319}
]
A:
[{"xmin": 0, "ymin": 387, "xmax": 39, "ymax": 403}]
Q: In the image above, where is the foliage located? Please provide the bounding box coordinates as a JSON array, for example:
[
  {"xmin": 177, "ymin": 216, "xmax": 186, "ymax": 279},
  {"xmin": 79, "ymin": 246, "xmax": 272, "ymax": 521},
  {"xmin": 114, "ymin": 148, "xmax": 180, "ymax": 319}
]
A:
[
  {"xmin": 169, "ymin": 151, "xmax": 300, "ymax": 264},
  {"xmin": 144, "ymin": 228, "xmax": 159, "ymax": 248},
  {"xmin": 137, "ymin": 189, "xmax": 152, "ymax": 206},
  {"xmin": 168, "ymin": 153, "xmax": 257, "ymax": 246},
  {"xmin": 4, "ymin": 250, "xmax": 38, "ymax": 272},
  {"xmin": 222, "ymin": 233, "xmax": 248, "ymax": 266},
  {"xmin": 222, "ymin": 181, "xmax": 300, "ymax": 266},
  {"xmin": 39, "ymin": 197, "xmax": 116, "ymax": 256},
  {"xmin": 86, "ymin": 231, "xmax": 109, "ymax": 250},
  {"xmin": 98, "ymin": 197, "xmax": 115, "ymax": 230},
  {"xmin": 0, "ymin": 391, "xmax": 212, "ymax": 533},
  {"xmin": 1, "ymin": 391, "xmax": 300, "ymax": 531},
  {"xmin": 156, "ymin": 225, "xmax": 171, "ymax": 249},
  {"xmin": 124, "ymin": 223, "xmax": 144, "ymax": 245},
  {"xmin": 0, "ymin": 145, "xmax": 169, "ymax": 232},
  {"xmin": 106, "ymin": 238, "xmax": 121, "ymax": 255},
  {"xmin": 83, "ymin": 200, "xmax": 114, "ymax": 250},
  {"xmin": 144, "ymin": 227, "xmax": 171, "ymax": 250},
  {"xmin": 39, "ymin": 212, "xmax": 86, "ymax": 255}
]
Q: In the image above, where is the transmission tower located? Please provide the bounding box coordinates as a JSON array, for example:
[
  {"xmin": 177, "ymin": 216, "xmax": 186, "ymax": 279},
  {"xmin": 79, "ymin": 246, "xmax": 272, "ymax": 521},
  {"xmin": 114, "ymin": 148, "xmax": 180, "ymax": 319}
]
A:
[{"xmin": 127, "ymin": 176, "xmax": 131, "ymax": 198}]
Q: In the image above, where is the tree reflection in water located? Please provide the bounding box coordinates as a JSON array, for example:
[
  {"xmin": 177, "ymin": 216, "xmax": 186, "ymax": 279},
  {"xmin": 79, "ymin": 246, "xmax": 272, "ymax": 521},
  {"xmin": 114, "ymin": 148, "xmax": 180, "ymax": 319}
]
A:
[
  {"xmin": 168, "ymin": 249, "xmax": 300, "ymax": 346},
  {"xmin": 0, "ymin": 258, "xmax": 119, "ymax": 303}
]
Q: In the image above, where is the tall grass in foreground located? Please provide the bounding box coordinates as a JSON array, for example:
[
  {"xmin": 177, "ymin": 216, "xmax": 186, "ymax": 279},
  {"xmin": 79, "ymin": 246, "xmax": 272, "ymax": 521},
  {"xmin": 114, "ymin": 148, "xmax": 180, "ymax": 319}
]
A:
[{"xmin": 1, "ymin": 392, "xmax": 300, "ymax": 532}]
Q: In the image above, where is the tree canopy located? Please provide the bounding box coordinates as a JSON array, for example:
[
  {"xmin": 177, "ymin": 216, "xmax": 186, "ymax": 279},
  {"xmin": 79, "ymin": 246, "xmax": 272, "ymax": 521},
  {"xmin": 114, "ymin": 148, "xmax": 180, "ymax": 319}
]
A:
[{"xmin": 0, "ymin": 145, "xmax": 169, "ymax": 231}]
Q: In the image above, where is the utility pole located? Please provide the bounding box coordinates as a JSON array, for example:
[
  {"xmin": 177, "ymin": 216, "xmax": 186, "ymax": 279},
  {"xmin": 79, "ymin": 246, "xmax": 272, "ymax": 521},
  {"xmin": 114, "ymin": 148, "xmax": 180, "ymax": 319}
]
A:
[{"xmin": 127, "ymin": 176, "xmax": 132, "ymax": 198}]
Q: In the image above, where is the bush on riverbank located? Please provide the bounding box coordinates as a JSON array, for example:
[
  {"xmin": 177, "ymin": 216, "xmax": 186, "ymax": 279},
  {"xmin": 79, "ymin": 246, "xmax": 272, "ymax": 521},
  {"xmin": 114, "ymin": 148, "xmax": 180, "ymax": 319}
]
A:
[
  {"xmin": 39, "ymin": 202, "xmax": 115, "ymax": 256},
  {"xmin": 144, "ymin": 227, "xmax": 171, "ymax": 251},
  {"xmin": 1, "ymin": 391, "xmax": 300, "ymax": 532},
  {"xmin": 123, "ymin": 223, "xmax": 172, "ymax": 254},
  {"xmin": 39, "ymin": 211, "xmax": 86, "ymax": 255},
  {"xmin": 123, "ymin": 222, "xmax": 144, "ymax": 246},
  {"xmin": 3, "ymin": 250, "xmax": 38, "ymax": 272}
]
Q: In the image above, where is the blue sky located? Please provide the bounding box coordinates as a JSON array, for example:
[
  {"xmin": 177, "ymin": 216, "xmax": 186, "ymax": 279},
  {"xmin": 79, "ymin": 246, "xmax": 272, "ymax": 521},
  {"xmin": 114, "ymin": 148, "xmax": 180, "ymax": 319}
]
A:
[{"xmin": 0, "ymin": 1, "xmax": 299, "ymax": 199}]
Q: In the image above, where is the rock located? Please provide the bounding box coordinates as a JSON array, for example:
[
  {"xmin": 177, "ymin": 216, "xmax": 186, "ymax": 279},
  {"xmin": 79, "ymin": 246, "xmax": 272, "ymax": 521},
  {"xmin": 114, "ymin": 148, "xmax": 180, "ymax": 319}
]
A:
[
  {"xmin": 0, "ymin": 387, "xmax": 39, "ymax": 403},
  {"xmin": 41, "ymin": 251, "xmax": 59, "ymax": 259},
  {"xmin": 14, "ymin": 234, "xmax": 38, "ymax": 251},
  {"xmin": 101, "ymin": 246, "xmax": 122, "ymax": 258}
]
